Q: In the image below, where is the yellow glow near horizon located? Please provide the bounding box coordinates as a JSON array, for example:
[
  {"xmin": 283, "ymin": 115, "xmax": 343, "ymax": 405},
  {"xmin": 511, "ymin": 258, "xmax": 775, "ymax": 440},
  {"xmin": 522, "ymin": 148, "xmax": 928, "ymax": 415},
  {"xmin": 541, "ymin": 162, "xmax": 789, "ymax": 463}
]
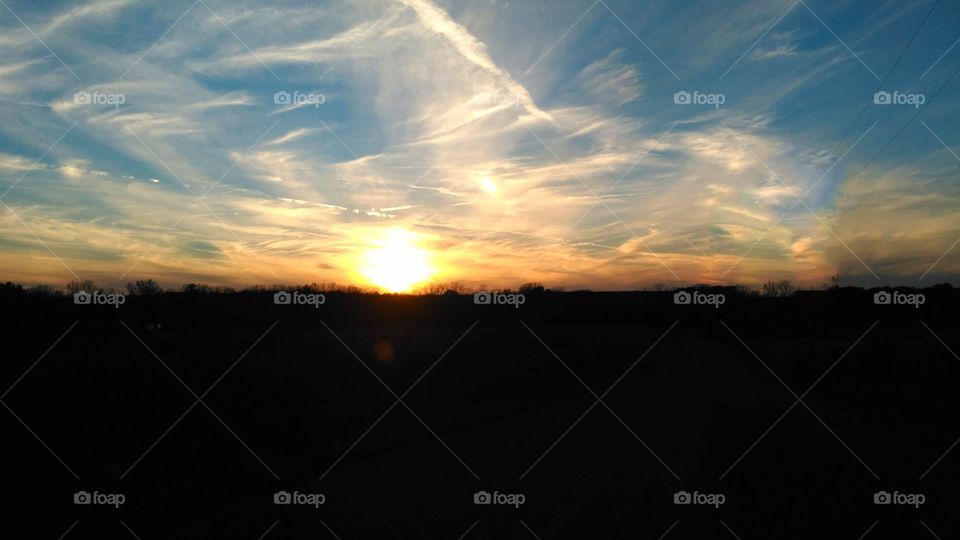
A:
[{"xmin": 361, "ymin": 229, "xmax": 434, "ymax": 292}]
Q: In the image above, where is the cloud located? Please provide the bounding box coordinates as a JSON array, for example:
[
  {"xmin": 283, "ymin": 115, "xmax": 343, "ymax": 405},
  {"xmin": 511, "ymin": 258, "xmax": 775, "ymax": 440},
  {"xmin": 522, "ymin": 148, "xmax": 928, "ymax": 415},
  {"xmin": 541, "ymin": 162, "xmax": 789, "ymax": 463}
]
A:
[
  {"xmin": 41, "ymin": 0, "xmax": 133, "ymax": 34},
  {"xmin": 824, "ymin": 162, "xmax": 960, "ymax": 284},
  {"xmin": 0, "ymin": 152, "xmax": 39, "ymax": 172},
  {"xmin": 0, "ymin": 0, "xmax": 956, "ymax": 290},
  {"xmin": 575, "ymin": 49, "xmax": 643, "ymax": 106},
  {"xmin": 751, "ymin": 44, "xmax": 798, "ymax": 61},
  {"xmin": 210, "ymin": 5, "xmax": 409, "ymax": 69},
  {"xmin": 399, "ymin": 0, "xmax": 551, "ymax": 121}
]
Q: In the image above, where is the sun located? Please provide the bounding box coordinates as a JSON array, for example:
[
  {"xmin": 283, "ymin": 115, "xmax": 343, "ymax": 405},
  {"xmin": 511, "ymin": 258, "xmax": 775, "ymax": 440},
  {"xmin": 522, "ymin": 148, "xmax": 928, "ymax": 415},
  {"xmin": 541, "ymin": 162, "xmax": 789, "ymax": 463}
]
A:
[
  {"xmin": 361, "ymin": 229, "xmax": 434, "ymax": 292},
  {"xmin": 478, "ymin": 175, "xmax": 498, "ymax": 194}
]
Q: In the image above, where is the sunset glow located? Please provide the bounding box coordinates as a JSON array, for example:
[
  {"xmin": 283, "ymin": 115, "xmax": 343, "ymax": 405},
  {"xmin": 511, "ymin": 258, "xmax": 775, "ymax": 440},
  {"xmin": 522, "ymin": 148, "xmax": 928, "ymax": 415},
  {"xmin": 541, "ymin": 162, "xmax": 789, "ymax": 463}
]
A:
[
  {"xmin": 0, "ymin": 0, "xmax": 957, "ymax": 290},
  {"xmin": 360, "ymin": 229, "xmax": 434, "ymax": 292}
]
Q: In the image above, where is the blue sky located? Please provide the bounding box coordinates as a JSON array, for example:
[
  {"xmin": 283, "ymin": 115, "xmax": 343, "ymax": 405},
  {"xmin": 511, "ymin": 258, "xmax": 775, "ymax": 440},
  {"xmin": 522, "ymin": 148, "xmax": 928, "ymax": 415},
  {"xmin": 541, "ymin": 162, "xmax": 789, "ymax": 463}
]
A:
[{"xmin": 0, "ymin": 0, "xmax": 958, "ymax": 289}]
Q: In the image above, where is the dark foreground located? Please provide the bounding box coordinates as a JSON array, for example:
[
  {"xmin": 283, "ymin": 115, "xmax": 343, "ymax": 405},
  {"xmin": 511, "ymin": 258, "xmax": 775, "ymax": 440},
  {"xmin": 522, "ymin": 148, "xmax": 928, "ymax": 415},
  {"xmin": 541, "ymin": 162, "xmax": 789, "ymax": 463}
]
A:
[{"xmin": 2, "ymin": 288, "xmax": 959, "ymax": 539}]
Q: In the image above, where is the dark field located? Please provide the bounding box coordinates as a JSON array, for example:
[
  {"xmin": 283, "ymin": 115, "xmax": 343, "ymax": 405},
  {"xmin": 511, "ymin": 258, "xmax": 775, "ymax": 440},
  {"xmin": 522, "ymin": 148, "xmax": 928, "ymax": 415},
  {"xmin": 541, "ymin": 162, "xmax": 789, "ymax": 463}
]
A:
[{"xmin": 2, "ymin": 289, "xmax": 959, "ymax": 539}]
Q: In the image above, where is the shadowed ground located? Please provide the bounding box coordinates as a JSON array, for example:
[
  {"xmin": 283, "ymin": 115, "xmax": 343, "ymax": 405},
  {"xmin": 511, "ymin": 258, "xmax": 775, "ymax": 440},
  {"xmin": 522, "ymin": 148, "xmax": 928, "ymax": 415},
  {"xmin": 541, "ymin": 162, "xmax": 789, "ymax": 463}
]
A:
[{"xmin": 1, "ymin": 289, "xmax": 958, "ymax": 538}]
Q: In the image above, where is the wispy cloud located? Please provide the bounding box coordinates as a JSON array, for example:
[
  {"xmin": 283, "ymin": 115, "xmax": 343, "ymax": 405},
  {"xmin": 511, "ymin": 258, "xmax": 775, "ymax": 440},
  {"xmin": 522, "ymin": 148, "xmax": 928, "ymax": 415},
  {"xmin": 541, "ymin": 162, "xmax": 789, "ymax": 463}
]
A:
[
  {"xmin": 751, "ymin": 44, "xmax": 799, "ymax": 61},
  {"xmin": 0, "ymin": 0, "xmax": 957, "ymax": 289}
]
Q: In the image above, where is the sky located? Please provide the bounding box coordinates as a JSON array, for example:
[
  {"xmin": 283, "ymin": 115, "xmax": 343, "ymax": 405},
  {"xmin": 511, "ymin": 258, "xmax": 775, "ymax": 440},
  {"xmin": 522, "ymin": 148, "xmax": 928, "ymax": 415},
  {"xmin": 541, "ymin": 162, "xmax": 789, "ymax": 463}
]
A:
[{"xmin": 0, "ymin": 0, "xmax": 958, "ymax": 291}]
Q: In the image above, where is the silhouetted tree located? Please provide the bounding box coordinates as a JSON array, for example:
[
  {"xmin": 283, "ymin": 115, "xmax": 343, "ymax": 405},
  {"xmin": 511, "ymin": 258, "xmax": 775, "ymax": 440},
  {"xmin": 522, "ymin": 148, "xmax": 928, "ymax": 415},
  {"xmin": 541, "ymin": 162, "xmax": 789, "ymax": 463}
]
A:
[
  {"xmin": 66, "ymin": 280, "xmax": 96, "ymax": 294},
  {"xmin": 519, "ymin": 282, "xmax": 546, "ymax": 295},
  {"xmin": 734, "ymin": 285, "xmax": 755, "ymax": 296},
  {"xmin": 445, "ymin": 281, "xmax": 468, "ymax": 294},
  {"xmin": 762, "ymin": 280, "xmax": 794, "ymax": 297},
  {"xmin": 182, "ymin": 283, "xmax": 212, "ymax": 294},
  {"xmin": 416, "ymin": 281, "xmax": 468, "ymax": 295},
  {"xmin": 0, "ymin": 282, "xmax": 24, "ymax": 295},
  {"xmin": 26, "ymin": 284, "xmax": 58, "ymax": 296},
  {"xmin": 127, "ymin": 279, "xmax": 161, "ymax": 296}
]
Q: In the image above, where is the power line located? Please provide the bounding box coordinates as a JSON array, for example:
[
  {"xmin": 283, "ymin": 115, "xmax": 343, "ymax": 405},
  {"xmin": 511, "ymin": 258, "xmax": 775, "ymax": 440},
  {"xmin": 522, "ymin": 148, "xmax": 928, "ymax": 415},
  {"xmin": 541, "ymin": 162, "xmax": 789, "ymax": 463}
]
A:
[
  {"xmin": 854, "ymin": 58, "xmax": 960, "ymax": 177},
  {"xmin": 830, "ymin": 0, "xmax": 942, "ymax": 157}
]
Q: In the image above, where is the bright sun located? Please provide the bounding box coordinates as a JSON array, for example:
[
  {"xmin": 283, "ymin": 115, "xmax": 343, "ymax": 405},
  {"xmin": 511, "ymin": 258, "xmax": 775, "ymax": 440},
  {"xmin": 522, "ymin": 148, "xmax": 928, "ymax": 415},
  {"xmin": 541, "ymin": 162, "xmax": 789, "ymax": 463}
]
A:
[{"xmin": 361, "ymin": 229, "xmax": 434, "ymax": 292}]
